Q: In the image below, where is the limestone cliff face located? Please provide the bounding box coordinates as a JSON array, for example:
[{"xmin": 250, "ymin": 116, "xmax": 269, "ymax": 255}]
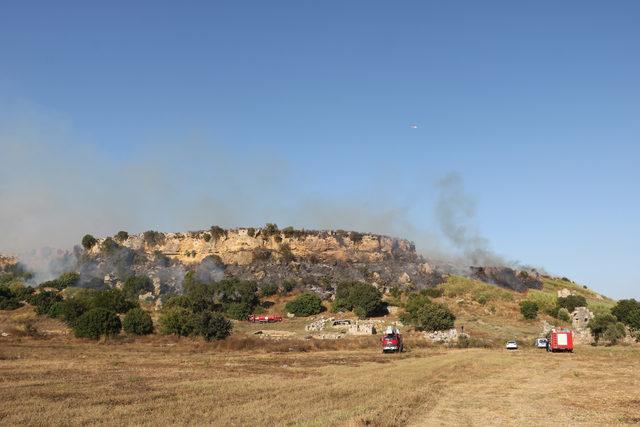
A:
[{"xmin": 91, "ymin": 229, "xmax": 418, "ymax": 267}]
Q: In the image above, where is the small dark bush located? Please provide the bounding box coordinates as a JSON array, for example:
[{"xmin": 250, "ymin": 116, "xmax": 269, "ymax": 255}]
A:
[
  {"xmin": 202, "ymin": 233, "xmax": 212, "ymax": 242},
  {"xmin": 159, "ymin": 307, "xmax": 196, "ymax": 336},
  {"xmin": 114, "ymin": 231, "xmax": 129, "ymax": 242},
  {"xmin": 210, "ymin": 226, "xmax": 226, "ymax": 240},
  {"xmin": 285, "ymin": 293, "xmax": 323, "ymax": 317},
  {"xmin": 262, "ymin": 223, "xmax": 279, "ymax": 238},
  {"xmin": 123, "ymin": 308, "xmax": 154, "ymax": 335},
  {"xmin": 54, "ymin": 299, "xmax": 87, "ymax": 325},
  {"xmin": 247, "ymin": 227, "xmax": 256, "ymax": 237},
  {"xmin": 73, "ymin": 308, "xmax": 122, "ymax": 339},
  {"xmin": 260, "ymin": 283, "xmax": 278, "ymax": 297},
  {"xmin": 520, "ymin": 300, "xmax": 539, "ymax": 320},
  {"xmin": 81, "ymin": 234, "xmax": 97, "ymax": 250},
  {"xmin": 143, "ymin": 230, "xmax": 165, "ymax": 247},
  {"xmin": 100, "ymin": 237, "xmax": 120, "ymax": 254},
  {"xmin": 349, "ymin": 231, "xmax": 364, "ymax": 243},
  {"xmin": 279, "ymin": 243, "xmax": 295, "ymax": 263},
  {"xmin": 194, "ymin": 311, "xmax": 232, "ymax": 341},
  {"xmin": 281, "ymin": 281, "xmax": 295, "ymax": 294},
  {"xmin": 557, "ymin": 295, "xmax": 587, "ymax": 313},
  {"xmin": 0, "ymin": 298, "xmax": 23, "ymax": 310}
]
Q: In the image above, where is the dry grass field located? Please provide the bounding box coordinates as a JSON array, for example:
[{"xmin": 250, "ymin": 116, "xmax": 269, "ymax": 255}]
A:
[{"xmin": 1, "ymin": 337, "xmax": 639, "ymax": 426}]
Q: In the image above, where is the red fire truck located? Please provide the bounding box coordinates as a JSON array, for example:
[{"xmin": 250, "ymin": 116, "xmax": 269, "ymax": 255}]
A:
[
  {"xmin": 547, "ymin": 328, "xmax": 574, "ymax": 352},
  {"xmin": 381, "ymin": 326, "xmax": 404, "ymax": 353},
  {"xmin": 248, "ymin": 314, "xmax": 283, "ymax": 323}
]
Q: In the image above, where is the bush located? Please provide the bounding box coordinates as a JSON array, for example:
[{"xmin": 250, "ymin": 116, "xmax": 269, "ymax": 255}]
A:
[
  {"xmin": 557, "ymin": 307, "xmax": 572, "ymax": 322},
  {"xmin": 285, "ymin": 293, "xmax": 323, "ymax": 317},
  {"xmin": 520, "ymin": 300, "xmax": 539, "ymax": 320},
  {"xmin": 0, "ymin": 298, "xmax": 23, "ymax": 310},
  {"xmin": 281, "ymin": 281, "xmax": 295, "ymax": 294},
  {"xmin": 333, "ymin": 282, "xmax": 384, "ymax": 318},
  {"xmin": 143, "ymin": 230, "xmax": 165, "ymax": 247},
  {"xmin": 82, "ymin": 288, "xmax": 138, "ymax": 313},
  {"xmin": 400, "ymin": 293, "xmax": 455, "ymax": 332},
  {"xmin": 162, "ymin": 295, "xmax": 192, "ymax": 310},
  {"xmin": 279, "ymin": 244, "xmax": 295, "ymax": 263},
  {"xmin": 260, "ymin": 283, "xmax": 278, "ymax": 297},
  {"xmin": 349, "ymin": 231, "xmax": 364, "ymax": 243},
  {"xmin": 114, "ymin": 231, "xmax": 129, "ymax": 242},
  {"xmin": 262, "ymin": 223, "xmax": 279, "ymax": 238},
  {"xmin": 123, "ymin": 275, "xmax": 154, "ymax": 299},
  {"xmin": 82, "ymin": 234, "xmax": 97, "ymax": 250},
  {"xmin": 100, "ymin": 237, "xmax": 120, "ymax": 254},
  {"xmin": 210, "ymin": 226, "xmax": 226, "ymax": 240},
  {"xmin": 202, "ymin": 233, "xmax": 212, "ymax": 242},
  {"xmin": 73, "ymin": 308, "xmax": 122, "ymax": 340},
  {"xmin": 194, "ymin": 311, "xmax": 232, "ymax": 341},
  {"xmin": 247, "ymin": 227, "xmax": 256, "ymax": 237},
  {"xmin": 29, "ymin": 291, "xmax": 63, "ymax": 315},
  {"xmin": 123, "ymin": 308, "xmax": 154, "ymax": 335},
  {"xmin": 159, "ymin": 307, "xmax": 197, "ymax": 336},
  {"xmin": 557, "ymin": 295, "xmax": 587, "ymax": 313},
  {"xmin": 54, "ymin": 299, "xmax": 87, "ymax": 326}
]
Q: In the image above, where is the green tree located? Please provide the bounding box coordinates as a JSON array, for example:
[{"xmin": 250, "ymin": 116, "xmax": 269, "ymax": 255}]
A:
[
  {"xmin": 612, "ymin": 299, "xmax": 640, "ymax": 330},
  {"xmin": 194, "ymin": 311, "xmax": 232, "ymax": 341},
  {"xmin": 602, "ymin": 322, "xmax": 627, "ymax": 345},
  {"xmin": 89, "ymin": 289, "xmax": 138, "ymax": 313},
  {"xmin": 159, "ymin": 307, "xmax": 196, "ymax": 336},
  {"xmin": 285, "ymin": 293, "xmax": 323, "ymax": 317},
  {"xmin": 73, "ymin": 308, "xmax": 122, "ymax": 339},
  {"xmin": 114, "ymin": 231, "xmax": 129, "ymax": 242},
  {"xmin": 400, "ymin": 293, "xmax": 455, "ymax": 332},
  {"xmin": 29, "ymin": 291, "xmax": 63, "ymax": 315},
  {"xmin": 520, "ymin": 300, "xmax": 539, "ymax": 320},
  {"xmin": 332, "ymin": 282, "xmax": 384, "ymax": 318},
  {"xmin": 588, "ymin": 313, "xmax": 618, "ymax": 344},
  {"xmin": 123, "ymin": 308, "xmax": 154, "ymax": 335},
  {"xmin": 82, "ymin": 234, "xmax": 97, "ymax": 250}
]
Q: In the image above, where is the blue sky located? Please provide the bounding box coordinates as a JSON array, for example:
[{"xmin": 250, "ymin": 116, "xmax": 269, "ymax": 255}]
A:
[{"xmin": 1, "ymin": 1, "xmax": 639, "ymax": 298}]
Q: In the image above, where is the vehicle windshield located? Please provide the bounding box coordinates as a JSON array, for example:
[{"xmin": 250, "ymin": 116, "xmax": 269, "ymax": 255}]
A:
[{"xmin": 384, "ymin": 335, "xmax": 397, "ymax": 340}]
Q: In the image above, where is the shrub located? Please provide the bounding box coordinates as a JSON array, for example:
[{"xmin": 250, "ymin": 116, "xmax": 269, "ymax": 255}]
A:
[
  {"xmin": 389, "ymin": 286, "xmax": 402, "ymax": 299},
  {"xmin": 333, "ymin": 282, "xmax": 384, "ymax": 318},
  {"xmin": 557, "ymin": 295, "xmax": 587, "ymax": 313},
  {"xmin": 114, "ymin": 231, "xmax": 129, "ymax": 242},
  {"xmin": 123, "ymin": 275, "xmax": 154, "ymax": 299},
  {"xmin": 520, "ymin": 300, "xmax": 539, "ymax": 320},
  {"xmin": 349, "ymin": 231, "xmax": 364, "ymax": 243},
  {"xmin": 194, "ymin": 311, "xmax": 232, "ymax": 341},
  {"xmin": 29, "ymin": 291, "xmax": 63, "ymax": 315},
  {"xmin": 557, "ymin": 307, "xmax": 571, "ymax": 322},
  {"xmin": 202, "ymin": 233, "xmax": 212, "ymax": 242},
  {"xmin": 73, "ymin": 308, "xmax": 122, "ymax": 339},
  {"xmin": 282, "ymin": 226, "xmax": 295, "ymax": 238},
  {"xmin": 82, "ymin": 234, "xmax": 97, "ymax": 250},
  {"xmin": 0, "ymin": 298, "xmax": 23, "ymax": 310},
  {"xmin": 123, "ymin": 308, "xmax": 154, "ymax": 335},
  {"xmin": 159, "ymin": 307, "xmax": 196, "ymax": 336},
  {"xmin": 162, "ymin": 295, "xmax": 192, "ymax": 310},
  {"xmin": 100, "ymin": 237, "xmax": 120, "ymax": 254},
  {"xmin": 260, "ymin": 283, "xmax": 278, "ymax": 297},
  {"xmin": 246, "ymin": 227, "xmax": 256, "ymax": 237},
  {"xmin": 279, "ymin": 244, "xmax": 295, "ymax": 263},
  {"xmin": 209, "ymin": 226, "xmax": 226, "ymax": 240},
  {"xmin": 262, "ymin": 223, "xmax": 279, "ymax": 238},
  {"xmin": 143, "ymin": 230, "xmax": 165, "ymax": 247},
  {"xmin": 401, "ymin": 293, "xmax": 455, "ymax": 332},
  {"xmin": 285, "ymin": 293, "xmax": 323, "ymax": 317},
  {"xmin": 281, "ymin": 280, "xmax": 295, "ymax": 294}
]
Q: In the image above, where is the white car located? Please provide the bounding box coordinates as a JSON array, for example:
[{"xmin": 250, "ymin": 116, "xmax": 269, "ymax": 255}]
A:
[
  {"xmin": 506, "ymin": 340, "xmax": 518, "ymax": 350},
  {"xmin": 535, "ymin": 338, "xmax": 548, "ymax": 349}
]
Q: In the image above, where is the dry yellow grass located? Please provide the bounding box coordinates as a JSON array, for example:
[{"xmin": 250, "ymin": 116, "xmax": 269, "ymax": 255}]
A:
[{"xmin": 1, "ymin": 337, "xmax": 639, "ymax": 426}]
